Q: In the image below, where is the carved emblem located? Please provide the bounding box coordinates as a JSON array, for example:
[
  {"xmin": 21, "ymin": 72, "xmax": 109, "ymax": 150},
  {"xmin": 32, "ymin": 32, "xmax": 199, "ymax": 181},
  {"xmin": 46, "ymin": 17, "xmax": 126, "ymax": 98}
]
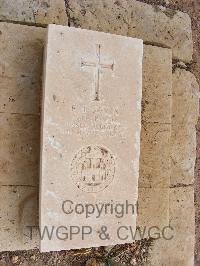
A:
[{"xmin": 71, "ymin": 145, "xmax": 115, "ymax": 193}]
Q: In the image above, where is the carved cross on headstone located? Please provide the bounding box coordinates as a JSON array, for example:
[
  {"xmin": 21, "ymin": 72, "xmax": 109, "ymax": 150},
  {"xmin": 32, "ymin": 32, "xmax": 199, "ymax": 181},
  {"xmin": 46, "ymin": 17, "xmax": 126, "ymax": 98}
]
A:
[{"xmin": 81, "ymin": 44, "xmax": 114, "ymax": 101}]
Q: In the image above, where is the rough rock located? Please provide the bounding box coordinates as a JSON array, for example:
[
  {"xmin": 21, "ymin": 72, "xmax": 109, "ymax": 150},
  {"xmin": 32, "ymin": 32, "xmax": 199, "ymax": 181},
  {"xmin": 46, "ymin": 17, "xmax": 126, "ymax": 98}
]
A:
[
  {"xmin": 172, "ymin": 69, "xmax": 199, "ymax": 127},
  {"xmin": 0, "ymin": 0, "xmax": 68, "ymax": 25},
  {"xmin": 67, "ymin": 0, "xmax": 193, "ymax": 62},
  {"xmin": 171, "ymin": 69, "xmax": 199, "ymax": 186}
]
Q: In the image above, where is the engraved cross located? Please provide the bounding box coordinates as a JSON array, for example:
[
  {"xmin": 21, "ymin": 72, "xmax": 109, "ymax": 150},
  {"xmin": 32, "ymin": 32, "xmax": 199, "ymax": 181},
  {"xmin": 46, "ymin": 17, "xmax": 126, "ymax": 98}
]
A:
[{"xmin": 81, "ymin": 44, "xmax": 114, "ymax": 101}]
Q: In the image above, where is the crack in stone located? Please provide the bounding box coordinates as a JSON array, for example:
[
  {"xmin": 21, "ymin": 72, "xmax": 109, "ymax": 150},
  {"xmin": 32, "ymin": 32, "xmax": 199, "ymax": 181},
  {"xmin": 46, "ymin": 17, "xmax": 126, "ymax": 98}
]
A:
[
  {"xmin": 64, "ymin": 0, "xmax": 72, "ymax": 27},
  {"xmin": 143, "ymin": 40, "xmax": 170, "ymax": 50},
  {"xmin": 141, "ymin": 120, "xmax": 171, "ymax": 125},
  {"xmin": 0, "ymin": 19, "xmax": 47, "ymax": 28},
  {"xmin": 170, "ymin": 183, "xmax": 194, "ymax": 188},
  {"xmin": 1, "ymin": 185, "xmax": 37, "ymax": 188},
  {"xmin": 0, "ymin": 112, "xmax": 40, "ymax": 116}
]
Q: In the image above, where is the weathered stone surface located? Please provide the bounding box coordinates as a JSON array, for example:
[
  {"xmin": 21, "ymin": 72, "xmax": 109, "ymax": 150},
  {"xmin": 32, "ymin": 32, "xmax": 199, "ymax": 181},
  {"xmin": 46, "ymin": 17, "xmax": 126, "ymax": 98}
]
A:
[
  {"xmin": 0, "ymin": 0, "xmax": 68, "ymax": 25},
  {"xmin": 40, "ymin": 25, "xmax": 143, "ymax": 251},
  {"xmin": 137, "ymin": 188, "xmax": 169, "ymax": 239},
  {"xmin": 0, "ymin": 186, "xmax": 39, "ymax": 251},
  {"xmin": 148, "ymin": 187, "xmax": 194, "ymax": 266},
  {"xmin": 142, "ymin": 45, "xmax": 172, "ymax": 124},
  {"xmin": 67, "ymin": 0, "xmax": 193, "ymax": 62},
  {"xmin": 33, "ymin": 0, "xmax": 68, "ymax": 25},
  {"xmin": 137, "ymin": 45, "xmax": 171, "ymax": 241},
  {"xmin": 0, "ymin": 22, "xmax": 43, "ymax": 186},
  {"xmin": 0, "ymin": 0, "xmax": 34, "ymax": 22},
  {"xmin": 146, "ymin": 69, "xmax": 198, "ymax": 265},
  {"xmin": 0, "ymin": 22, "xmax": 45, "ymax": 114},
  {"xmin": 139, "ymin": 122, "xmax": 171, "ymax": 188},
  {"xmin": 0, "ymin": 22, "xmax": 42, "ymax": 250},
  {"xmin": 139, "ymin": 45, "xmax": 172, "ymax": 189},
  {"xmin": 172, "ymin": 69, "xmax": 199, "ymax": 126},
  {"xmin": 169, "ymin": 187, "xmax": 195, "ymax": 265},
  {"xmin": 171, "ymin": 69, "xmax": 199, "ymax": 186},
  {"xmin": 0, "ymin": 114, "xmax": 40, "ymax": 186},
  {"xmin": 171, "ymin": 123, "xmax": 196, "ymax": 186}
]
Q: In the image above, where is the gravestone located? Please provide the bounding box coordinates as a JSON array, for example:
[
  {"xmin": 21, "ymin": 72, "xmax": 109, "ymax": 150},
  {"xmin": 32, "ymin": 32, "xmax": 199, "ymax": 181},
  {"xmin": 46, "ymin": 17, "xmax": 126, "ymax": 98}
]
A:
[
  {"xmin": 40, "ymin": 25, "xmax": 143, "ymax": 251},
  {"xmin": 0, "ymin": 22, "xmax": 171, "ymax": 252}
]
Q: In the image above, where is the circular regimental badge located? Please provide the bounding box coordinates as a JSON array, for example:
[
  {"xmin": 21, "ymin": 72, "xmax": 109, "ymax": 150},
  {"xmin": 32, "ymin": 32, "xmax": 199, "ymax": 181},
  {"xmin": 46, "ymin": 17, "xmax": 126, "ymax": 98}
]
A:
[{"xmin": 71, "ymin": 145, "xmax": 115, "ymax": 193}]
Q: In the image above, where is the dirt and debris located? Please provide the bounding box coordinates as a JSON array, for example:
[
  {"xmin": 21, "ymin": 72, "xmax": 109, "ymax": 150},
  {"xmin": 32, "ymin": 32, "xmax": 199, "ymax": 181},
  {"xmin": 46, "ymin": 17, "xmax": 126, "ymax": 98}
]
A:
[{"xmin": 0, "ymin": 239, "xmax": 154, "ymax": 265}]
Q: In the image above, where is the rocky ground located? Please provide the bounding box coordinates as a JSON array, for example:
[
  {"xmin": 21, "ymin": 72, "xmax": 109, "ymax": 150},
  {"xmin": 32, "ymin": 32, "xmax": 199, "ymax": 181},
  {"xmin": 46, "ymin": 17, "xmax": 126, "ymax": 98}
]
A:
[
  {"xmin": 0, "ymin": 240, "xmax": 153, "ymax": 265},
  {"xmin": 0, "ymin": 0, "xmax": 199, "ymax": 265}
]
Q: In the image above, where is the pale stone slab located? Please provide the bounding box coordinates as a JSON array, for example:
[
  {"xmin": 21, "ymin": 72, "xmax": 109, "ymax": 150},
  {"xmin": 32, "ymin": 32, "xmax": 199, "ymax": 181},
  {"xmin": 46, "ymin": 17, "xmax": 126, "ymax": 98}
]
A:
[
  {"xmin": 136, "ymin": 45, "xmax": 171, "ymax": 234},
  {"xmin": 0, "ymin": 22, "xmax": 171, "ymax": 251},
  {"xmin": 0, "ymin": 22, "xmax": 43, "ymax": 186},
  {"xmin": 171, "ymin": 123, "xmax": 196, "ymax": 186},
  {"xmin": 139, "ymin": 45, "xmax": 172, "ymax": 189},
  {"xmin": 0, "ymin": 186, "xmax": 39, "ymax": 251},
  {"xmin": 171, "ymin": 69, "xmax": 199, "ymax": 186},
  {"xmin": 139, "ymin": 122, "xmax": 171, "ymax": 188},
  {"xmin": 172, "ymin": 69, "xmax": 199, "ymax": 127},
  {"xmin": 142, "ymin": 45, "xmax": 172, "ymax": 124},
  {"xmin": 137, "ymin": 45, "xmax": 172, "ymax": 236},
  {"xmin": 0, "ymin": 22, "xmax": 45, "ymax": 115},
  {"xmin": 40, "ymin": 25, "xmax": 143, "ymax": 251},
  {"xmin": 67, "ymin": 0, "xmax": 193, "ymax": 62},
  {"xmin": 0, "ymin": 0, "xmax": 68, "ymax": 25},
  {"xmin": 0, "ymin": 22, "xmax": 43, "ymax": 251},
  {"xmin": 0, "ymin": 114, "xmax": 40, "ymax": 186},
  {"xmin": 148, "ymin": 187, "xmax": 194, "ymax": 266},
  {"xmin": 146, "ymin": 70, "xmax": 197, "ymax": 265},
  {"xmin": 169, "ymin": 187, "xmax": 195, "ymax": 265},
  {"xmin": 137, "ymin": 188, "xmax": 169, "ymax": 240}
]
